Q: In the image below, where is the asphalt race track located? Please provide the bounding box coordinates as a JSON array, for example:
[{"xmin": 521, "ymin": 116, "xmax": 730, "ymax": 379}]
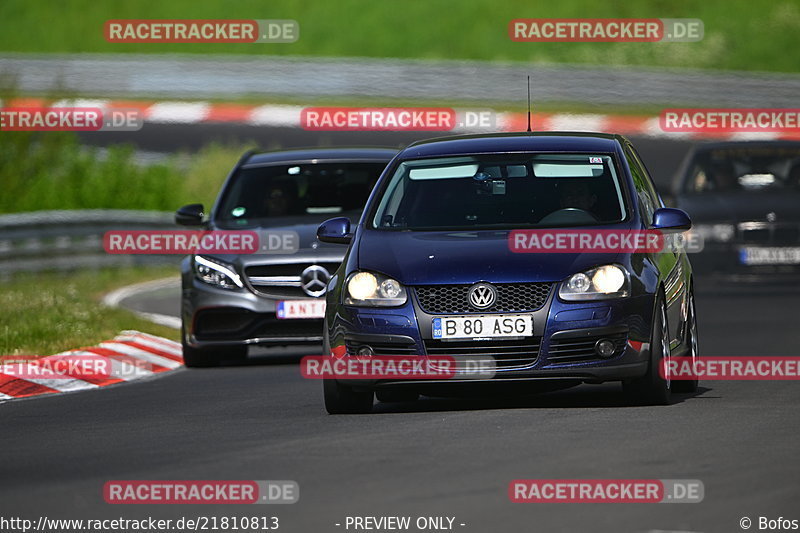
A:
[{"xmin": 2, "ymin": 129, "xmax": 799, "ymax": 532}]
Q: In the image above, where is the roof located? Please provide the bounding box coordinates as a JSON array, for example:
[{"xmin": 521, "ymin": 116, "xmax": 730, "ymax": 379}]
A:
[
  {"xmin": 399, "ymin": 132, "xmax": 625, "ymax": 159},
  {"xmin": 244, "ymin": 147, "xmax": 399, "ymax": 167}
]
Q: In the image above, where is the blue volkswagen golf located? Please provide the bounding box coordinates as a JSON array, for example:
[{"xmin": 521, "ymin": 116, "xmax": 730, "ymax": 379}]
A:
[{"xmin": 317, "ymin": 133, "xmax": 698, "ymax": 413}]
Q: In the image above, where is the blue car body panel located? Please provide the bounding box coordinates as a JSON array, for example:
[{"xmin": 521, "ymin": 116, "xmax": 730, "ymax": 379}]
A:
[{"xmin": 324, "ymin": 133, "xmax": 693, "ymax": 388}]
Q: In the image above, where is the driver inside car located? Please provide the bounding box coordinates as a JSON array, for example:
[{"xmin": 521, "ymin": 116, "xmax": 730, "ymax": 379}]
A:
[{"xmin": 558, "ymin": 179, "xmax": 598, "ymax": 214}]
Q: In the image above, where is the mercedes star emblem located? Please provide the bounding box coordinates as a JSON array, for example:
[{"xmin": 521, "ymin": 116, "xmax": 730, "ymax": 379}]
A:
[{"xmin": 300, "ymin": 265, "xmax": 330, "ymax": 297}]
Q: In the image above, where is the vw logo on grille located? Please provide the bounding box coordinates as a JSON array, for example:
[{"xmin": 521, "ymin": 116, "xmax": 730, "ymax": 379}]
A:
[
  {"xmin": 467, "ymin": 282, "xmax": 497, "ymax": 310},
  {"xmin": 301, "ymin": 265, "xmax": 330, "ymax": 297}
]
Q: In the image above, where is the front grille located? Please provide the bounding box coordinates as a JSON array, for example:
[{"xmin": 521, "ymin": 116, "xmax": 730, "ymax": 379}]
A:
[
  {"xmin": 194, "ymin": 309, "xmax": 322, "ymax": 341},
  {"xmin": 345, "ymin": 340, "xmax": 417, "ymax": 356},
  {"xmin": 246, "ymin": 263, "xmax": 340, "ymax": 277},
  {"xmin": 424, "ymin": 338, "xmax": 541, "ymax": 370},
  {"xmin": 414, "ymin": 283, "xmax": 551, "ymax": 314},
  {"xmin": 251, "ymin": 318, "xmax": 323, "ymax": 339},
  {"xmin": 245, "ymin": 262, "xmax": 339, "ymax": 298},
  {"xmin": 547, "ymin": 331, "xmax": 627, "ymax": 364},
  {"xmin": 249, "ymin": 286, "xmax": 315, "ymax": 299},
  {"xmin": 738, "ymin": 222, "xmax": 800, "ymax": 245}
]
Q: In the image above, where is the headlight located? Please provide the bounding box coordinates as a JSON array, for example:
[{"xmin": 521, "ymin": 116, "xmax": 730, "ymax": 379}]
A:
[
  {"xmin": 559, "ymin": 265, "xmax": 630, "ymax": 301},
  {"xmin": 345, "ymin": 271, "xmax": 407, "ymax": 306},
  {"xmin": 193, "ymin": 255, "xmax": 243, "ymax": 290}
]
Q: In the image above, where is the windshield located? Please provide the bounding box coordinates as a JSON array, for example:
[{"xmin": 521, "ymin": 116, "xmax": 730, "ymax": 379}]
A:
[
  {"xmin": 370, "ymin": 153, "xmax": 627, "ymax": 230},
  {"xmin": 214, "ymin": 162, "xmax": 387, "ymax": 227},
  {"xmin": 684, "ymin": 146, "xmax": 800, "ymax": 193}
]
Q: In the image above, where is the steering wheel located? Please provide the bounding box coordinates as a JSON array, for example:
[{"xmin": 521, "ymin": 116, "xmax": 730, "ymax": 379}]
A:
[{"xmin": 538, "ymin": 207, "xmax": 599, "ymax": 225}]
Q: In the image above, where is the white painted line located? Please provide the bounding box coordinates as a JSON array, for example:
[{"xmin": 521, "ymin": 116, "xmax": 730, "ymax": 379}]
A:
[
  {"xmin": 130, "ymin": 311, "xmax": 181, "ymax": 330},
  {"xmin": 103, "ymin": 278, "xmax": 178, "ymax": 307},
  {"xmin": 102, "ymin": 277, "xmax": 181, "ymax": 330},
  {"xmin": 147, "ymin": 101, "xmax": 210, "ymax": 123}
]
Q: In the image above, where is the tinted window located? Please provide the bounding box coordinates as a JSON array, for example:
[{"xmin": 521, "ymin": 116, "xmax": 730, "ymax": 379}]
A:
[
  {"xmin": 683, "ymin": 146, "xmax": 800, "ymax": 193},
  {"xmin": 214, "ymin": 162, "xmax": 387, "ymax": 227},
  {"xmin": 371, "ymin": 153, "xmax": 627, "ymax": 230}
]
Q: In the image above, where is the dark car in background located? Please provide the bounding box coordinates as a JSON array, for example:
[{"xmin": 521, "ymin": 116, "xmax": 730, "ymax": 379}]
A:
[
  {"xmin": 176, "ymin": 147, "xmax": 397, "ymax": 367},
  {"xmin": 672, "ymin": 141, "xmax": 800, "ymax": 279},
  {"xmin": 319, "ymin": 132, "xmax": 697, "ymax": 413}
]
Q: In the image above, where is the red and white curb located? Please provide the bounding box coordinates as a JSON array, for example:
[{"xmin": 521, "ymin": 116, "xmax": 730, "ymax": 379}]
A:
[
  {"xmin": 0, "ymin": 331, "xmax": 182, "ymax": 402},
  {"xmin": 4, "ymin": 97, "xmax": 796, "ymax": 141}
]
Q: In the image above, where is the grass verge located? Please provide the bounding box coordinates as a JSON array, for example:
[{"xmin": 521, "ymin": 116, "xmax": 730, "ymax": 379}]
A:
[
  {"xmin": 0, "ymin": 131, "xmax": 255, "ymax": 214},
  {"xmin": 1, "ymin": 0, "xmax": 799, "ymax": 72},
  {"xmin": 0, "ymin": 267, "xmax": 180, "ymax": 356}
]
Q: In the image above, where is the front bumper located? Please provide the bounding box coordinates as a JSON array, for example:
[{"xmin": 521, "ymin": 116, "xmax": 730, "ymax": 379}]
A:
[
  {"xmin": 183, "ymin": 276, "xmax": 324, "ymax": 348},
  {"xmin": 329, "ymin": 287, "xmax": 654, "ymax": 388}
]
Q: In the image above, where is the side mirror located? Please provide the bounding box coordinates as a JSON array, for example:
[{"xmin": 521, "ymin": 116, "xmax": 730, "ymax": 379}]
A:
[
  {"xmin": 651, "ymin": 207, "xmax": 691, "ymax": 233},
  {"xmin": 317, "ymin": 217, "xmax": 352, "ymax": 244},
  {"xmin": 175, "ymin": 203, "xmax": 205, "ymax": 226}
]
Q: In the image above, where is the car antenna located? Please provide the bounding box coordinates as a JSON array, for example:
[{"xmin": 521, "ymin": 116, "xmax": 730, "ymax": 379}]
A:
[{"xmin": 526, "ymin": 75, "xmax": 532, "ymax": 133}]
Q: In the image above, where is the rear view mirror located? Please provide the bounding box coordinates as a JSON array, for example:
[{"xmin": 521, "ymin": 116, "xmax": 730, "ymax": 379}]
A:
[{"xmin": 175, "ymin": 203, "xmax": 205, "ymax": 226}]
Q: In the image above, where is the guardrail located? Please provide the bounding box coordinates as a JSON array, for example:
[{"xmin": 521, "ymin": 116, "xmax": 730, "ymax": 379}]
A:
[
  {"xmin": 3, "ymin": 53, "xmax": 800, "ymax": 107},
  {"xmin": 0, "ymin": 210, "xmax": 180, "ymax": 278}
]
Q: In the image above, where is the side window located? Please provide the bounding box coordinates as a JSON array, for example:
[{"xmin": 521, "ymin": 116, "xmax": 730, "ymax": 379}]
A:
[{"xmin": 625, "ymin": 145, "xmax": 656, "ymax": 225}]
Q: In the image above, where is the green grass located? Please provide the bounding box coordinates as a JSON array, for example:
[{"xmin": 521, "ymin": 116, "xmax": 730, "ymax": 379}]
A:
[
  {"xmin": 0, "ymin": 267, "xmax": 179, "ymax": 356},
  {"xmin": 0, "ymin": 130, "xmax": 255, "ymax": 214},
  {"xmin": 0, "ymin": 0, "xmax": 799, "ymax": 72}
]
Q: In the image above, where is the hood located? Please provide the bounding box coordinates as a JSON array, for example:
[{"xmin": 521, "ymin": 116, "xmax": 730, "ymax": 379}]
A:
[
  {"xmin": 206, "ymin": 215, "xmax": 357, "ymax": 268},
  {"xmin": 356, "ymin": 228, "xmax": 624, "ymax": 285},
  {"xmin": 677, "ymin": 190, "xmax": 800, "ymax": 223}
]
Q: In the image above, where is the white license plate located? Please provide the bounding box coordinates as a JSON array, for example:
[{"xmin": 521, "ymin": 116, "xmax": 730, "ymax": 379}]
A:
[
  {"xmin": 276, "ymin": 300, "xmax": 326, "ymax": 319},
  {"xmin": 432, "ymin": 315, "xmax": 533, "ymax": 340},
  {"xmin": 739, "ymin": 247, "xmax": 800, "ymax": 265}
]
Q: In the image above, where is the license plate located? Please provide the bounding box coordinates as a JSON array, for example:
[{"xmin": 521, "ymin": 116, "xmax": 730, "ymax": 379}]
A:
[
  {"xmin": 276, "ymin": 300, "xmax": 326, "ymax": 319},
  {"xmin": 739, "ymin": 247, "xmax": 800, "ymax": 265},
  {"xmin": 432, "ymin": 315, "xmax": 533, "ymax": 340}
]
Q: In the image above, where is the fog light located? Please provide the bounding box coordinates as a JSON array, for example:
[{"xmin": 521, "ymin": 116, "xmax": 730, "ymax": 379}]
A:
[
  {"xmin": 356, "ymin": 345, "xmax": 374, "ymax": 357},
  {"xmin": 595, "ymin": 339, "xmax": 616, "ymax": 358}
]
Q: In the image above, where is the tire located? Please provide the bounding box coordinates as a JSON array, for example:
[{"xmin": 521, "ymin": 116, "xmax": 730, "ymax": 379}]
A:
[
  {"xmin": 672, "ymin": 287, "xmax": 699, "ymax": 393},
  {"xmin": 624, "ymin": 294, "xmax": 672, "ymax": 405},
  {"xmin": 376, "ymin": 389, "xmax": 419, "ymax": 403},
  {"xmin": 324, "ymin": 378, "xmax": 374, "ymax": 414}
]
